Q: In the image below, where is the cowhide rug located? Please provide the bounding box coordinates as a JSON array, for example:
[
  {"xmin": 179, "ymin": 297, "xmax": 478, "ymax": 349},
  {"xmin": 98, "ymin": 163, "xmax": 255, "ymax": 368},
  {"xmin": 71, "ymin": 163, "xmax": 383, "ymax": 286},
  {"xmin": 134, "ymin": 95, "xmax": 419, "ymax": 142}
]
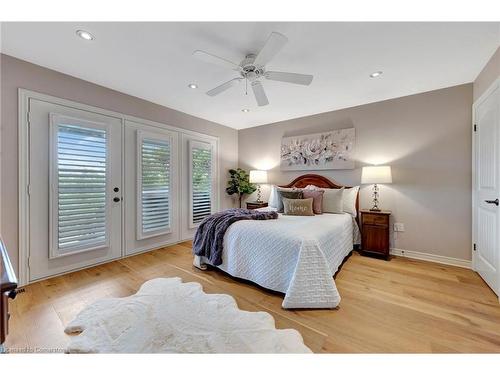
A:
[{"xmin": 65, "ymin": 277, "xmax": 312, "ymax": 353}]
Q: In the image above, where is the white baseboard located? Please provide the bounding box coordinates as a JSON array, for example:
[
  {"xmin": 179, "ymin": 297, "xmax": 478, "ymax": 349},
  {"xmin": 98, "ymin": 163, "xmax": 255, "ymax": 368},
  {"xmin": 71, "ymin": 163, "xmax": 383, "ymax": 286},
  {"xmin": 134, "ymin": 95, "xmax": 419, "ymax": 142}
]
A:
[{"xmin": 390, "ymin": 248, "xmax": 472, "ymax": 269}]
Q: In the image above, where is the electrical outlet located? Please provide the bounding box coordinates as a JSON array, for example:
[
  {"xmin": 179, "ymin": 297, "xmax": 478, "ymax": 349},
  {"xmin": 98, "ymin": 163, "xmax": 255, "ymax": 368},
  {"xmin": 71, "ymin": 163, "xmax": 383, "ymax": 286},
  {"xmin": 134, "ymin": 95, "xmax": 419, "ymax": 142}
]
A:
[{"xmin": 394, "ymin": 223, "xmax": 405, "ymax": 232}]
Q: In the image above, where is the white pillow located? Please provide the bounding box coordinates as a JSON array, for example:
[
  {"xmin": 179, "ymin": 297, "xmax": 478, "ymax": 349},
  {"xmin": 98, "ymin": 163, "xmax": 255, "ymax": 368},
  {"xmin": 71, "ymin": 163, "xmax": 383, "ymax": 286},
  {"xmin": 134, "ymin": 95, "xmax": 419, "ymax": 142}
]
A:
[
  {"xmin": 343, "ymin": 186, "xmax": 359, "ymax": 217},
  {"xmin": 304, "ymin": 184, "xmax": 320, "ymax": 190},
  {"xmin": 323, "ymin": 187, "xmax": 344, "ymax": 213},
  {"xmin": 268, "ymin": 185, "xmax": 280, "ymax": 208},
  {"xmin": 268, "ymin": 185, "xmax": 298, "ymax": 208},
  {"xmin": 305, "ymin": 184, "xmax": 359, "ymax": 216}
]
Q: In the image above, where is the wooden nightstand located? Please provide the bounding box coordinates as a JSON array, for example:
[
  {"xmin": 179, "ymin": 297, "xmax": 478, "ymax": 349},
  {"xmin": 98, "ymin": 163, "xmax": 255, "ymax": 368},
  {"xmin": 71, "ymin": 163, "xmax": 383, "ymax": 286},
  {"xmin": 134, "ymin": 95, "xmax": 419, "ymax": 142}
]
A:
[
  {"xmin": 246, "ymin": 201, "xmax": 268, "ymax": 210},
  {"xmin": 360, "ymin": 209, "xmax": 391, "ymax": 260}
]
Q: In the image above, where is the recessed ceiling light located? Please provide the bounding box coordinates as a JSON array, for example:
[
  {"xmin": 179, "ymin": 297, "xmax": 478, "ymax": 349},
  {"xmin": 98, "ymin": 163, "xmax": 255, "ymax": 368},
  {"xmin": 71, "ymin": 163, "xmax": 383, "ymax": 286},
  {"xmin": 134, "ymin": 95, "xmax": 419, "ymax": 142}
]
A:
[
  {"xmin": 370, "ymin": 71, "xmax": 383, "ymax": 78},
  {"xmin": 76, "ymin": 30, "xmax": 94, "ymax": 41},
  {"xmin": 241, "ymin": 109, "xmax": 250, "ymax": 113},
  {"xmin": 188, "ymin": 83, "xmax": 198, "ymax": 89}
]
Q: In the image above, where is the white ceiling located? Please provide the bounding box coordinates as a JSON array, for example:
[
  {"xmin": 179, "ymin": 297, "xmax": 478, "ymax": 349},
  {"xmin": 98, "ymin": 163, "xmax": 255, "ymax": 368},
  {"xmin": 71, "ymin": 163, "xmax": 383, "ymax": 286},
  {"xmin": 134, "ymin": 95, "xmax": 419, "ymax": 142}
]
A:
[{"xmin": 1, "ymin": 22, "xmax": 499, "ymax": 129}]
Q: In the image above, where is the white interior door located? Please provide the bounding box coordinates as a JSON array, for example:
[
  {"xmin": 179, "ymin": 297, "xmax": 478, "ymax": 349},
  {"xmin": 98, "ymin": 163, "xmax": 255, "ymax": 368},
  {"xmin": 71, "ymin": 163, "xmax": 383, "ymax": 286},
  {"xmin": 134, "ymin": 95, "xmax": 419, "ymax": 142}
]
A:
[
  {"xmin": 28, "ymin": 99, "xmax": 123, "ymax": 281},
  {"xmin": 473, "ymin": 80, "xmax": 500, "ymax": 297}
]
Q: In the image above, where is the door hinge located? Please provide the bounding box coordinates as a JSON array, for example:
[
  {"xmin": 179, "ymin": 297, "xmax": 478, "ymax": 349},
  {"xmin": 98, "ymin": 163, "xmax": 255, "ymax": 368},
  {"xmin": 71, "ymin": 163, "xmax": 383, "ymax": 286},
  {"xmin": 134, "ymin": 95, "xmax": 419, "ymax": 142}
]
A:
[
  {"xmin": 473, "ymin": 243, "xmax": 476, "ymax": 251},
  {"xmin": 27, "ymin": 184, "xmax": 32, "ymax": 196},
  {"xmin": 27, "ymin": 112, "xmax": 32, "ymax": 134},
  {"xmin": 474, "ymin": 124, "xmax": 477, "ymax": 132}
]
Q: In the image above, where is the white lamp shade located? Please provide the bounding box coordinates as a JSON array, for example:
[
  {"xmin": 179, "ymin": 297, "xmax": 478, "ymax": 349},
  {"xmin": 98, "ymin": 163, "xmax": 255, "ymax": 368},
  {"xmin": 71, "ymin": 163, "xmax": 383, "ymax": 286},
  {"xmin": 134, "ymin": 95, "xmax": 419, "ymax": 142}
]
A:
[
  {"xmin": 249, "ymin": 170, "xmax": 268, "ymax": 184},
  {"xmin": 361, "ymin": 166, "xmax": 392, "ymax": 184}
]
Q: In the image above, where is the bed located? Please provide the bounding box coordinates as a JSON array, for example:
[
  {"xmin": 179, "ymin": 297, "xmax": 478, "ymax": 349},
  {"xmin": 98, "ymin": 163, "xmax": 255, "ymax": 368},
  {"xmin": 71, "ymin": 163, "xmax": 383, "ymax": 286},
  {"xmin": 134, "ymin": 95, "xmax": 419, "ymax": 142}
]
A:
[{"xmin": 196, "ymin": 174, "xmax": 360, "ymax": 309}]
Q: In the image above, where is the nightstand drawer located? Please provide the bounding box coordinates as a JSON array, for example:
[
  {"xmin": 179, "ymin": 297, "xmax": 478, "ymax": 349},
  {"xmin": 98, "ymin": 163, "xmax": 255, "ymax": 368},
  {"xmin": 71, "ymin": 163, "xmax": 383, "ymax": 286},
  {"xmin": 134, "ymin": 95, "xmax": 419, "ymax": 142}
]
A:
[
  {"xmin": 246, "ymin": 201, "xmax": 268, "ymax": 210},
  {"xmin": 362, "ymin": 213, "xmax": 389, "ymax": 226}
]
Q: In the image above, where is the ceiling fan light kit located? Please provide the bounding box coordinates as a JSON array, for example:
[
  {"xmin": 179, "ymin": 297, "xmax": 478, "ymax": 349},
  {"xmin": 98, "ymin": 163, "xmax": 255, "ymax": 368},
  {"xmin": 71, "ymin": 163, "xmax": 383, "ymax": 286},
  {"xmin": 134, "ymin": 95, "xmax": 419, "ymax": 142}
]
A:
[{"xmin": 193, "ymin": 32, "xmax": 314, "ymax": 107}]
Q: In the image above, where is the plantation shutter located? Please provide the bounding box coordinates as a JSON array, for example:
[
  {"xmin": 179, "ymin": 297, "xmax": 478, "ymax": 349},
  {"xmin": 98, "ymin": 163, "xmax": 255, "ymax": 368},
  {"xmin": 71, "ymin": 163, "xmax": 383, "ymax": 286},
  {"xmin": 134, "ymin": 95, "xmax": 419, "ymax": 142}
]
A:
[
  {"xmin": 51, "ymin": 120, "xmax": 109, "ymax": 257},
  {"xmin": 190, "ymin": 141, "xmax": 213, "ymax": 226},
  {"xmin": 138, "ymin": 132, "xmax": 171, "ymax": 238}
]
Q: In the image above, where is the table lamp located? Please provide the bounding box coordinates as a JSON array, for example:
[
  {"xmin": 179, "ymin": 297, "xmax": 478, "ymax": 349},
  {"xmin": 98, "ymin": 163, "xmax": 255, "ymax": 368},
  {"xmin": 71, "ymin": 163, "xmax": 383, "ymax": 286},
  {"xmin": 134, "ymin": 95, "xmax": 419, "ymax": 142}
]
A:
[
  {"xmin": 249, "ymin": 170, "xmax": 268, "ymax": 203},
  {"xmin": 361, "ymin": 166, "xmax": 392, "ymax": 211}
]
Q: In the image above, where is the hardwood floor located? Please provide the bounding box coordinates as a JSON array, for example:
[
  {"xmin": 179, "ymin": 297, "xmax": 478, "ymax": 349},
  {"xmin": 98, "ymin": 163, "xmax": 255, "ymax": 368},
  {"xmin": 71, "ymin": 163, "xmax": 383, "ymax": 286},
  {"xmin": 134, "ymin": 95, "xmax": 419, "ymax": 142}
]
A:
[{"xmin": 5, "ymin": 242, "xmax": 500, "ymax": 353}]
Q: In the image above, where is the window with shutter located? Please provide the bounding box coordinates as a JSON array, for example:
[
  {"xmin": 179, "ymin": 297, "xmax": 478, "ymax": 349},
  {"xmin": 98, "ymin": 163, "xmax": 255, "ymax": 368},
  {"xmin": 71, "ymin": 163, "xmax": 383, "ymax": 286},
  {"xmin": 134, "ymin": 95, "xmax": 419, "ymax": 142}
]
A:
[
  {"xmin": 50, "ymin": 117, "xmax": 110, "ymax": 258},
  {"xmin": 189, "ymin": 140, "xmax": 213, "ymax": 227},
  {"xmin": 137, "ymin": 131, "xmax": 172, "ymax": 239}
]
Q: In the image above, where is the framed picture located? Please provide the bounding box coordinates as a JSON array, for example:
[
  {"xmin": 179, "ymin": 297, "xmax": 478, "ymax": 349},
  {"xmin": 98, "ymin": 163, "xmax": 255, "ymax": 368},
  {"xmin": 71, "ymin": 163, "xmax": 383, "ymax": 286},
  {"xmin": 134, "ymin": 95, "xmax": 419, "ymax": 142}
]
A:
[{"xmin": 280, "ymin": 128, "xmax": 355, "ymax": 170}]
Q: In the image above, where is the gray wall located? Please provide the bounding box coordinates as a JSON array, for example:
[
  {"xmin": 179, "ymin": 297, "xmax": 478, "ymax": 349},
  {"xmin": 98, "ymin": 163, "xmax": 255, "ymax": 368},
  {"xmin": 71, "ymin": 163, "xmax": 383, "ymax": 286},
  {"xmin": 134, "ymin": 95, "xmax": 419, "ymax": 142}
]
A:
[
  {"xmin": 0, "ymin": 54, "xmax": 238, "ymax": 274},
  {"xmin": 3, "ymin": 47, "xmax": 498, "ymax": 272},
  {"xmin": 474, "ymin": 46, "xmax": 499, "ymax": 101},
  {"xmin": 239, "ymin": 84, "xmax": 473, "ymax": 261}
]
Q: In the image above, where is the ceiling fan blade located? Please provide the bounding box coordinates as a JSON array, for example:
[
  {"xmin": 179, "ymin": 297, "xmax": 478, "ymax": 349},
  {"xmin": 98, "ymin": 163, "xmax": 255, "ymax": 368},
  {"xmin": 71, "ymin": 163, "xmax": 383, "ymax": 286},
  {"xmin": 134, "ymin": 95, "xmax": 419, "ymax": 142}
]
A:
[
  {"xmin": 265, "ymin": 71, "xmax": 313, "ymax": 85},
  {"xmin": 206, "ymin": 78, "xmax": 243, "ymax": 97},
  {"xmin": 193, "ymin": 50, "xmax": 241, "ymax": 71},
  {"xmin": 253, "ymin": 32, "xmax": 288, "ymax": 67},
  {"xmin": 251, "ymin": 81, "xmax": 269, "ymax": 106}
]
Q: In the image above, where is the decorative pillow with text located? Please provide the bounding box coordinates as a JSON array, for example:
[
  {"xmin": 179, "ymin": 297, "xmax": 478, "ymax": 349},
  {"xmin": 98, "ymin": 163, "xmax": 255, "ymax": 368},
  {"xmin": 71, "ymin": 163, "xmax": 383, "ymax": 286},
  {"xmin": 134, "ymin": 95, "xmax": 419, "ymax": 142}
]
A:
[{"xmin": 282, "ymin": 197, "xmax": 314, "ymax": 216}]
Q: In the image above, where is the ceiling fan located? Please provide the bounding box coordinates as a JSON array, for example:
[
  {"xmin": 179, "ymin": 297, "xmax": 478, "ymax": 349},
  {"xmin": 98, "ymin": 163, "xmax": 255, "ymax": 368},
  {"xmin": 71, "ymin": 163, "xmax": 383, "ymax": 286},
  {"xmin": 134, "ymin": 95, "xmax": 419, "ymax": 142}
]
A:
[{"xmin": 193, "ymin": 32, "xmax": 313, "ymax": 107}]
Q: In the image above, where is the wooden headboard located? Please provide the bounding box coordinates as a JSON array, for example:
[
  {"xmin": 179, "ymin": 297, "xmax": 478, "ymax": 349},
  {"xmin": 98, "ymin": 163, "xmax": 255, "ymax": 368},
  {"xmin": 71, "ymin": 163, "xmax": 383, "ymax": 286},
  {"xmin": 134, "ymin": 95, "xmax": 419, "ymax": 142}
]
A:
[{"xmin": 279, "ymin": 174, "xmax": 359, "ymax": 217}]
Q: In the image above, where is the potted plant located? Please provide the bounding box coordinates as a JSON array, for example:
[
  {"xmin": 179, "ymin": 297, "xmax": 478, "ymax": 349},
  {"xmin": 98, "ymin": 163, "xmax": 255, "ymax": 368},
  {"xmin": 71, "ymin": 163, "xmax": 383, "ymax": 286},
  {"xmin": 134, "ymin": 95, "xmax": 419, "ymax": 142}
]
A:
[{"xmin": 225, "ymin": 168, "xmax": 257, "ymax": 208}]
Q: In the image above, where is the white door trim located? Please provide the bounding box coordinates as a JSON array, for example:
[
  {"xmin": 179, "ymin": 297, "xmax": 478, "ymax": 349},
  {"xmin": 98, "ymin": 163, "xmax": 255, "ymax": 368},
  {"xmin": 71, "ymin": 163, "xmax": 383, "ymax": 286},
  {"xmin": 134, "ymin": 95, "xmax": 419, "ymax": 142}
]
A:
[
  {"xmin": 472, "ymin": 76, "xmax": 500, "ymax": 274},
  {"xmin": 18, "ymin": 90, "xmax": 30, "ymax": 286},
  {"xmin": 18, "ymin": 88, "xmax": 220, "ymax": 286}
]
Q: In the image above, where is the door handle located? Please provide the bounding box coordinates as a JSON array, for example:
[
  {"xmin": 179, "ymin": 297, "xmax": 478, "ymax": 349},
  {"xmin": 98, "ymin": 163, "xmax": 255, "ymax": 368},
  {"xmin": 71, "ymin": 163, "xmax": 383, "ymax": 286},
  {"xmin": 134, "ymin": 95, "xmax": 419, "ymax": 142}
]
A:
[
  {"xmin": 113, "ymin": 197, "xmax": 121, "ymax": 203},
  {"xmin": 485, "ymin": 199, "xmax": 499, "ymax": 206}
]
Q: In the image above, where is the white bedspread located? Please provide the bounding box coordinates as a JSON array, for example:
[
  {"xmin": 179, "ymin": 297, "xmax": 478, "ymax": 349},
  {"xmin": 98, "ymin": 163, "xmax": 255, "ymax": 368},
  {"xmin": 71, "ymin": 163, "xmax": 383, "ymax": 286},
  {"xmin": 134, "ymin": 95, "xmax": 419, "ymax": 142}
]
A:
[{"xmin": 199, "ymin": 209, "xmax": 359, "ymax": 309}]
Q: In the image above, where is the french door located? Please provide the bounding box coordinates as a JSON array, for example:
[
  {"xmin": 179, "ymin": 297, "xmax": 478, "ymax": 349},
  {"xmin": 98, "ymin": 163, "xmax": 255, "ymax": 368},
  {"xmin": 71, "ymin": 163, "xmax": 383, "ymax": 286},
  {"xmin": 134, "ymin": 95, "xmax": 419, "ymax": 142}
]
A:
[
  {"xmin": 23, "ymin": 93, "xmax": 218, "ymax": 283},
  {"xmin": 28, "ymin": 99, "xmax": 123, "ymax": 281}
]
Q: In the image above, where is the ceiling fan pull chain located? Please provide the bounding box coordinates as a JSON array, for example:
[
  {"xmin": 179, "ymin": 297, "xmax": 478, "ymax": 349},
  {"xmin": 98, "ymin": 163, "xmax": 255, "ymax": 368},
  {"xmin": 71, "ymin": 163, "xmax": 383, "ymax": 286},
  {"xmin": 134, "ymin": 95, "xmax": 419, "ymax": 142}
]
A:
[{"xmin": 245, "ymin": 78, "xmax": 248, "ymax": 95}]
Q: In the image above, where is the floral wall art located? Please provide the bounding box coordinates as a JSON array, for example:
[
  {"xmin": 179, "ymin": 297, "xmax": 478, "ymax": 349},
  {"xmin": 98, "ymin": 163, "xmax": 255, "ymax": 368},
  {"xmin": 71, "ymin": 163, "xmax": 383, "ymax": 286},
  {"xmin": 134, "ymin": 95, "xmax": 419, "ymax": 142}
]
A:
[{"xmin": 280, "ymin": 128, "xmax": 355, "ymax": 170}]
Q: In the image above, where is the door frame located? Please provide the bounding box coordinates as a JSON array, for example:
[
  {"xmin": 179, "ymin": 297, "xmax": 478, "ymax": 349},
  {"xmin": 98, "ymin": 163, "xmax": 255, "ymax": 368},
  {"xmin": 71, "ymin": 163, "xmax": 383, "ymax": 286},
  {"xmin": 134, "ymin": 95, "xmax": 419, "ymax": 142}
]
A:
[
  {"xmin": 18, "ymin": 89, "xmax": 219, "ymax": 286},
  {"xmin": 472, "ymin": 77, "xmax": 500, "ymax": 278}
]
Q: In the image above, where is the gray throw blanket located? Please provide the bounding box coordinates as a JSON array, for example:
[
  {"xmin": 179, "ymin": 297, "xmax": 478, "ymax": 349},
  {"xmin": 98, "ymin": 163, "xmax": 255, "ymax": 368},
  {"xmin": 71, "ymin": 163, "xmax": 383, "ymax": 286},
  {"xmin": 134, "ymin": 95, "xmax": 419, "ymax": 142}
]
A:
[{"xmin": 193, "ymin": 208, "xmax": 278, "ymax": 266}]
